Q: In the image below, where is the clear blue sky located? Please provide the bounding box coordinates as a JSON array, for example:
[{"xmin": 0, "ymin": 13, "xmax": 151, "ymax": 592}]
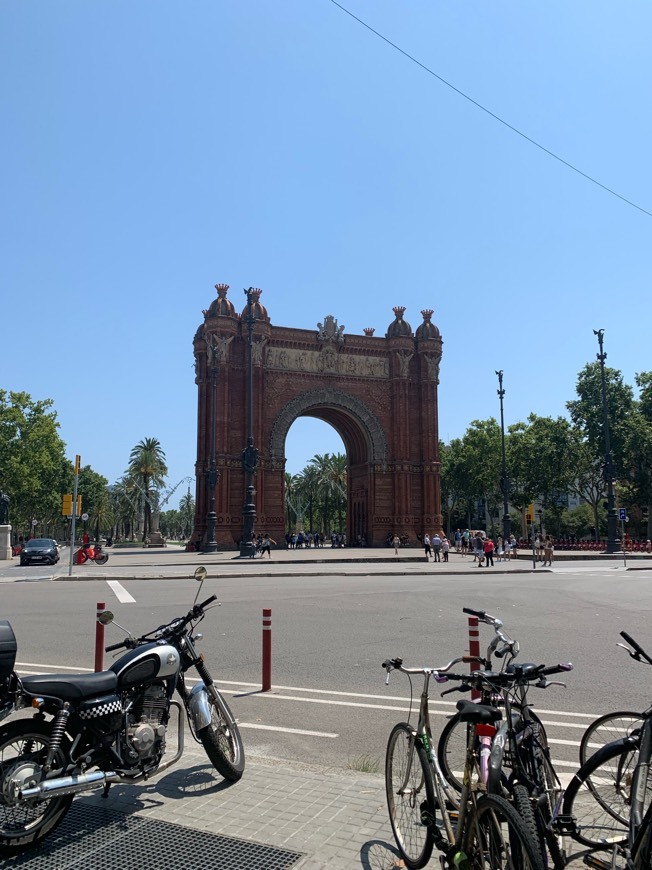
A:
[{"xmin": 3, "ymin": 2, "xmax": 651, "ymax": 508}]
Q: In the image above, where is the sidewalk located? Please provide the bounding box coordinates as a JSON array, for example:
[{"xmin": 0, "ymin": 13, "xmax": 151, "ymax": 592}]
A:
[
  {"xmin": 50, "ymin": 543, "xmax": 652, "ymax": 582},
  {"xmin": 2, "ymin": 739, "xmax": 593, "ymax": 869}
]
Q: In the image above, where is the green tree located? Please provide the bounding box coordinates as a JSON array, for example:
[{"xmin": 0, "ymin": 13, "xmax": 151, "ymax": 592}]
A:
[
  {"xmin": 0, "ymin": 390, "xmax": 67, "ymax": 536},
  {"xmin": 459, "ymin": 419, "xmax": 502, "ymax": 530},
  {"xmin": 567, "ymin": 363, "xmax": 635, "ymax": 477},
  {"xmin": 128, "ymin": 438, "xmax": 168, "ymax": 541}
]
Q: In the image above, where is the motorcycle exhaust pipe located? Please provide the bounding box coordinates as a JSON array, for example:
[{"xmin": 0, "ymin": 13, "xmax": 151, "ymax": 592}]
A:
[{"xmin": 19, "ymin": 769, "xmax": 122, "ymax": 800}]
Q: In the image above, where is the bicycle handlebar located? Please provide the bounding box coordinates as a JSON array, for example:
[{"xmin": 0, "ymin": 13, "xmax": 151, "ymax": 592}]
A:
[
  {"xmin": 619, "ymin": 631, "xmax": 652, "ymax": 665},
  {"xmin": 382, "ymin": 655, "xmax": 479, "ymax": 676}
]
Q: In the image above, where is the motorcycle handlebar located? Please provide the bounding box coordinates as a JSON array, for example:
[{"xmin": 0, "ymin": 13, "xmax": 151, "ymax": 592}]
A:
[
  {"xmin": 106, "ymin": 596, "xmax": 219, "ymax": 653},
  {"xmin": 105, "ymin": 639, "xmax": 128, "ymax": 652}
]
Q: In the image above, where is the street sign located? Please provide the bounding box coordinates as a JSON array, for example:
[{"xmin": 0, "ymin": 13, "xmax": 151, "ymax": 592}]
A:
[
  {"xmin": 31, "ymin": 519, "xmax": 38, "ymax": 527},
  {"xmin": 81, "ymin": 513, "xmax": 89, "ymax": 522},
  {"xmin": 618, "ymin": 508, "xmax": 627, "ymax": 521}
]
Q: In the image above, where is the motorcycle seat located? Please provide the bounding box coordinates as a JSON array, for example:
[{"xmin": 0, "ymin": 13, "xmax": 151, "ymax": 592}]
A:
[{"xmin": 20, "ymin": 671, "xmax": 118, "ymax": 701}]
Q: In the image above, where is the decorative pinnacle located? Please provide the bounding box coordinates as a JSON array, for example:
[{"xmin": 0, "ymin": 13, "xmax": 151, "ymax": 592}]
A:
[
  {"xmin": 363, "ymin": 327, "xmax": 375, "ymax": 336},
  {"xmin": 421, "ymin": 309, "xmax": 434, "ymax": 321},
  {"xmin": 244, "ymin": 287, "xmax": 262, "ymax": 302},
  {"xmin": 215, "ymin": 283, "xmax": 229, "ymax": 296},
  {"xmin": 392, "ymin": 306, "xmax": 406, "ymax": 320}
]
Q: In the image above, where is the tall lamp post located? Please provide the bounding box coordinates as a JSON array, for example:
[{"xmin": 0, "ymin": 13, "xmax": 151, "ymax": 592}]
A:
[
  {"xmin": 239, "ymin": 288, "xmax": 259, "ymax": 558},
  {"xmin": 593, "ymin": 329, "xmax": 620, "ymax": 554},
  {"xmin": 203, "ymin": 336, "xmax": 220, "ymax": 553},
  {"xmin": 495, "ymin": 370, "xmax": 511, "ymax": 545}
]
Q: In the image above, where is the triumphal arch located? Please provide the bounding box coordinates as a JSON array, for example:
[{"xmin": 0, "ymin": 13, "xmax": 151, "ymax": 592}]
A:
[{"xmin": 192, "ymin": 284, "xmax": 443, "ymax": 548}]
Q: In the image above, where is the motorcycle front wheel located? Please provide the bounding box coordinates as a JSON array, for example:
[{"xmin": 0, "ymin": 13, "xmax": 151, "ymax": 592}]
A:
[
  {"xmin": 94, "ymin": 553, "xmax": 109, "ymax": 565},
  {"xmin": 0, "ymin": 719, "xmax": 73, "ymax": 853},
  {"xmin": 198, "ymin": 689, "xmax": 245, "ymax": 782}
]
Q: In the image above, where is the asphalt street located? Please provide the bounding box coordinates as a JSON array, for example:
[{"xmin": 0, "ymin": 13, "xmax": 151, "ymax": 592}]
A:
[{"xmin": 2, "ymin": 547, "xmax": 651, "ymax": 777}]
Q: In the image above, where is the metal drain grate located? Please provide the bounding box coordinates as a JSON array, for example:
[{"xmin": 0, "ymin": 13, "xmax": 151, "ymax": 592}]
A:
[{"xmin": 1, "ymin": 802, "xmax": 304, "ymax": 869}]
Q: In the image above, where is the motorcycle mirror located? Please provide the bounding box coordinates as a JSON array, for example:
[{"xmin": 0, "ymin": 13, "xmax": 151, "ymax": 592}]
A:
[
  {"xmin": 193, "ymin": 565, "xmax": 207, "ymax": 606},
  {"xmin": 98, "ymin": 610, "xmax": 114, "ymax": 625}
]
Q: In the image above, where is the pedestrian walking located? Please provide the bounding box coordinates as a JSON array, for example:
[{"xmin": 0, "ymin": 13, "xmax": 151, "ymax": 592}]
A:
[
  {"xmin": 474, "ymin": 533, "xmax": 485, "ymax": 566},
  {"xmin": 423, "ymin": 533, "xmax": 432, "ymax": 560},
  {"xmin": 442, "ymin": 536, "xmax": 450, "ymax": 562},
  {"xmin": 260, "ymin": 533, "xmax": 276, "ymax": 558},
  {"xmin": 543, "ymin": 535, "xmax": 555, "ymax": 566},
  {"xmin": 496, "ymin": 536, "xmax": 504, "ymax": 562},
  {"xmin": 392, "ymin": 534, "xmax": 400, "ymax": 555}
]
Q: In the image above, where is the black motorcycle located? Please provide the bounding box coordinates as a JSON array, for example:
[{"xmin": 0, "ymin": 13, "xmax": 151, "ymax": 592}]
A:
[{"xmin": 0, "ymin": 566, "xmax": 244, "ymax": 853}]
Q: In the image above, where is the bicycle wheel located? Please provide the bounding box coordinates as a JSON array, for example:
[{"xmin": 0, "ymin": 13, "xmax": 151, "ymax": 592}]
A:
[
  {"xmin": 528, "ymin": 735, "xmax": 565, "ymax": 869},
  {"xmin": 462, "ymin": 793, "xmax": 545, "ymax": 869},
  {"xmin": 385, "ymin": 722, "xmax": 435, "ymax": 869},
  {"xmin": 579, "ymin": 711, "xmax": 643, "ymax": 766},
  {"xmin": 437, "ymin": 712, "xmax": 467, "ymax": 792},
  {"xmin": 562, "ymin": 738, "xmax": 636, "ymax": 848}
]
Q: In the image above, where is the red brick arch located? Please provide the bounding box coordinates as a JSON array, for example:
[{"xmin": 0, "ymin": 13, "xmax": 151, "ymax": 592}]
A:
[{"xmin": 192, "ymin": 287, "xmax": 443, "ymax": 548}]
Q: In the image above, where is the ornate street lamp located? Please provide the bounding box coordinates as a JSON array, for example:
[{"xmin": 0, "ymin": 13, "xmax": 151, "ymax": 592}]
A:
[
  {"xmin": 239, "ymin": 288, "xmax": 259, "ymax": 558},
  {"xmin": 495, "ymin": 370, "xmax": 511, "ymax": 545},
  {"xmin": 202, "ymin": 336, "xmax": 220, "ymax": 553},
  {"xmin": 593, "ymin": 329, "xmax": 620, "ymax": 554}
]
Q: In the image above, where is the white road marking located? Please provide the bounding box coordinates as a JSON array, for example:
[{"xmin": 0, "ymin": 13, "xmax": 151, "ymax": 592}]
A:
[
  {"xmin": 106, "ymin": 580, "xmax": 136, "ymax": 603},
  {"xmin": 238, "ymin": 723, "xmax": 338, "ymax": 738}
]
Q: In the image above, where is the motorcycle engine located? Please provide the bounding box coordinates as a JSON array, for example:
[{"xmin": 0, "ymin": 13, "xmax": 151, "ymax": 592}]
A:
[{"xmin": 123, "ymin": 684, "xmax": 168, "ymax": 764}]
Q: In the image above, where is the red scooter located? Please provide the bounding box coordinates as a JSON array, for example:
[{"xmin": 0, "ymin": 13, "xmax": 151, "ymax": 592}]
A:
[{"xmin": 75, "ymin": 542, "xmax": 109, "ymax": 565}]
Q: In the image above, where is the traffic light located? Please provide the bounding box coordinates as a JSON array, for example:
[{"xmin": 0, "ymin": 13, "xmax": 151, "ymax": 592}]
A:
[
  {"xmin": 526, "ymin": 513, "xmax": 532, "ymax": 523},
  {"xmin": 62, "ymin": 494, "xmax": 73, "ymax": 516},
  {"xmin": 76, "ymin": 495, "xmax": 82, "ymax": 517}
]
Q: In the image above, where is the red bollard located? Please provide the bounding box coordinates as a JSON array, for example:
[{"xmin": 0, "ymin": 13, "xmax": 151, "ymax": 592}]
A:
[
  {"xmin": 468, "ymin": 616, "xmax": 481, "ymax": 700},
  {"xmin": 95, "ymin": 602, "xmax": 106, "ymax": 672},
  {"xmin": 262, "ymin": 608, "xmax": 272, "ymax": 692}
]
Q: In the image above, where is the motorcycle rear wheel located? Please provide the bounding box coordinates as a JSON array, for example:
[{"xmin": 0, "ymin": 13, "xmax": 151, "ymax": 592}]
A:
[
  {"xmin": 0, "ymin": 719, "xmax": 73, "ymax": 853},
  {"xmin": 198, "ymin": 690, "xmax": 245, "ymax": 782}
]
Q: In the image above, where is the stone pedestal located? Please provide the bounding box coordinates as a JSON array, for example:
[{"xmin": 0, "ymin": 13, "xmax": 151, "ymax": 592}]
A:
[
  {"xmin": 0, "ymin": 525, "xmax": 12, "ymax": 560},
  {"xmin": 145, "ymin": 531, "xmax": 166, "ymax": 548}
]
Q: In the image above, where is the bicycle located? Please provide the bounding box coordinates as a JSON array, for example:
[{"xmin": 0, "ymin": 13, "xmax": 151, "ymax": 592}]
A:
[
  {"xmin": 435, "ymin": 609, "xmax": 572, "ymax": 869},
  {"xmin": 383, "ymin": 655, "xmax": 544, "ymax": 869},
  {"xmin": 560, "ymin": 631, "xmax": 652, "ymax": 867}
]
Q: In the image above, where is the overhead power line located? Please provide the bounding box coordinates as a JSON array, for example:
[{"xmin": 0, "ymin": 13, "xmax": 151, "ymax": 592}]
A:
[{"xmin": 329, "ymin": 0, "xmax": 652, "ymax": 219}]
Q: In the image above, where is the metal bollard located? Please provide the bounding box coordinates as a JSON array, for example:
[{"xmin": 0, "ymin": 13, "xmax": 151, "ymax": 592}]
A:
[
  {"xmin": 262, "ymin": 608, "xmax": 272, "ymax": 692},
  {"xmin": 468, "ymin": 615, "xmax": 481, "ymax": 700},
  {"xmin": 95, "ymin": 602, "xmax": 106, "ymax": 672}
]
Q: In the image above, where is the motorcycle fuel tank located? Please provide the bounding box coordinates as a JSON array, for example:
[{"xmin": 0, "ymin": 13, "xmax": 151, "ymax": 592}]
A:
[{"xmin": 110, "ymin": 641, "xmax": 180, "ymax": 688}]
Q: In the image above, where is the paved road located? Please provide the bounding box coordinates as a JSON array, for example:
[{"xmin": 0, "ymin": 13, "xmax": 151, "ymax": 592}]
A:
[{"xmin": 3, "ymin": 553, "xmax": 651, "ymax": 773}]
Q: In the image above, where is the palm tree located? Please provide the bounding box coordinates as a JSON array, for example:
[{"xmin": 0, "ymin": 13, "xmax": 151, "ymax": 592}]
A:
[
  {"xmin": 91, "ymin": 487, "xmax": 114, "ymax": 542},
  {"xmin": 327, "ymin": 453, "xmax": 347, "ymax": 533},
  {"xmin": 308, "ymin": 453, "xmax": 335, "ymax": 535},
  {"xmin": 128, "ymin": 438, "xmax": 168, "ymax": 542},
  {"xmin": 179, "ymin": 487, "xmax": 195, "ymax": 539},
  {"xmin": 110, "ymin": 476, "xmax": 140, "ymax": 540}
]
